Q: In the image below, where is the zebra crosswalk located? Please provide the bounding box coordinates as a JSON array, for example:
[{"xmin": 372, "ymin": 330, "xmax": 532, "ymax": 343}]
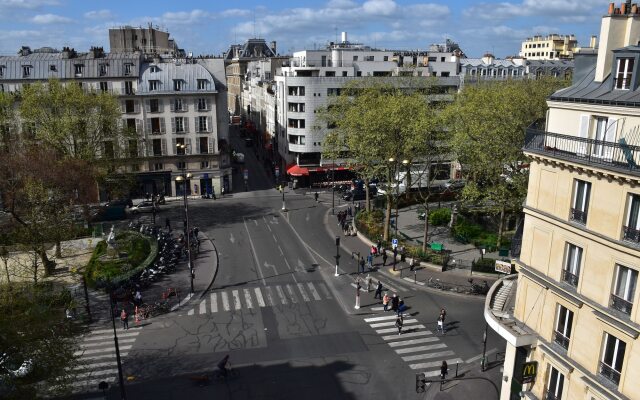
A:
[
  {"xmin": 364, "ymin": 314, "xmax": 463, "ymax": 378},
  {"xmin": 70, "ymin": 326, "xmax": 141, "ymax": 392},
  {"xmin": 183, "ymin": 281, "xmax": 334, "ymax": 316}
]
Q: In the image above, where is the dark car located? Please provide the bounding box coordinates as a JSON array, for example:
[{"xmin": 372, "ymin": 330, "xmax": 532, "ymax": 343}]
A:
[{"xmin": 342, "ymin": 188, "xmax": 376, "ymax": 201}]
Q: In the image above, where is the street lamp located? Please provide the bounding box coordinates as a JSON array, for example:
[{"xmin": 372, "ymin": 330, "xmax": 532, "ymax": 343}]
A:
[
  {"xmin": 280, "ymin": 183, "xmax": 288, "ymax": 212},
  {"xmin": 176, "ymin": 143, "xmax": 194, "ymax": 294}
]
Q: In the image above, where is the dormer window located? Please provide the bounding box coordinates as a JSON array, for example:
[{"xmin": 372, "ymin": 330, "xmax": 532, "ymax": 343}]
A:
[
  {"xmin": 615, "ymin": 57, "xmax": 634, "ymax": 90},
  {"xmin": 124, "ymin": 63, "xmax": 133, "ymax": 76},
  {"xmin": 149, "ymin": 80, "xmax": 159, "ymax": 91},
  {"xmin": 74, "ymin": 64, "xmax": 84, "ymax": 76},
  {"xmin": 22, "ymin": 65, "xmax": 32, "ymax": 77},
  {"xmin": 150, "ymin": 66, "xmax": 159, "ymax": 73},
  {"xmin": 99, "ymin": 63, "xmax": 108, "ymax": 76},
  {"xmin": 0, "ymin": 65, "xmax": 4, "ymax": 77}
]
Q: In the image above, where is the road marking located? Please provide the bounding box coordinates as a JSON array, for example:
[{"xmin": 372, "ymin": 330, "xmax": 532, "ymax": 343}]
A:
[
  {"xmin": 210, "ymin": 292, "xmax": 218, "ymax": 313},
  {"xmin": 232, "ymin": 290, "xmax": 242, "ymax": 310},
  {"xmin": 297, "ymin": 283, "xmax": 310, "ymax": 302},
  {"xmin": 382, "ymin": 282, "xmax": 400, "ymax": 293},
  {"xmin": 382, "ymin": 331, "xmax": 432, "ymax": 341},
  {"xmin": 370, "ymin": 319, "xmax": 418, "ymax": 328},
  {"xmin": 410, "ymin": 358, "xmax": 463, "ymax": 370},
  {"xmin": 364, "ymin": 315, "xmax": 398, "ymax": 322},
  {"xmin": 388, "ymin": 337, "xmax": 440, "ymax": 348},
  {"xmin": 254, "ymin": 287, "xmax": 266, "ymax": 307},
  {"xmin": 395, "ymin": 343, "xmax": 447, "ymax": 354},
  {"xmin": 264, "ymin": 286, "xmax": 276, "ymax": 306},
  {"xmin": 243, "ymin": 288, "xmax": 254, "ymax": 309},
  {"xmin": 423, "ymin": 370, "xmax": 443, "ymax": 377},
  {"xmin": 73, "ymin": 368, "xmax": 119, "ymax": 379},
  {"xmin": 403, "ymin": 276, "xmax": 426, "ymax": 286},
  {"xmin": 370, "ymin": 306, "xmax": 384, "ymax": 311},
  {"xmin": 74, "ymin": 345, "xmax": 132, "ymax": 356},
  {"xmin": 243, "ymin": 217, "xmax": 266, "ymax": 286},
  {"xmin": 286, "ymin": 284, "xmax": 298, "ymax": 303},
  {"xmin": 465, "ymin": 348, "xmax": 498, "ymax": 364},
  {"xmin": 376, "ymin": 324, "xmax": 425, "ymax": 334},
  {"xmin": 402, "ymin": 350, "xmax": 455, "ymax": 362},
  {"xmin": 84, "ymin": 331, "xmax": 140, "ymax": 341},
  {"xmin": 221, "ymin": 291, "xmax": 230, "ymax": 311},
  {"xmin": 306, "ymin": 282, "xmax": 322, "ymax": 301},
  {"xmin": 275, "ymin": 285, "xmax": 288, "ymax": 304},
  {"xmin": 187, "ymin": 309, "xmax": 194, "ymax": 316},
  {"xmin": 199, "ymin": 299, "xmax": 206, "ymax": 314},
  {"xmin": 316, "ymin": 282, "xmax": 332, "ymax": 299}
]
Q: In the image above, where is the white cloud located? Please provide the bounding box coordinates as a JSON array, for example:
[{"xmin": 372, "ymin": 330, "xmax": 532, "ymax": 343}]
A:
[
  {"xmin": 0, "ymin": 0, "xmax": 58, "ymax": 9},
  {"xmin": 463, "ymin": 0, "xmax": 607, "ymax": 20},
  {"xmin": 220, "ymin": 8, "xmax": 251, "ymax": 18},
  {"xmin": 31, "ymin": 13, "xmax": 71, "ymax": 24},
  {"xmin": 362, "ymin": 0, "xmax": 398, "ymax": 16},
  {"xmin": 327, "ymin": 0, "xmax": 358, "ymax": 9},
  {"xmin": 161, "ymin": 9, "xmax": 211, "ymax": 24},
  {"xmin": 84, "ymin": 9, "xmax": 114, "ymax": 20}
]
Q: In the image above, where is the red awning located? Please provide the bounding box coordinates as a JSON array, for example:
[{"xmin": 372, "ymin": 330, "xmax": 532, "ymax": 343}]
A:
[{"xmin": 287, "ymin": 164, "xmax": 309, "ymax": 176}]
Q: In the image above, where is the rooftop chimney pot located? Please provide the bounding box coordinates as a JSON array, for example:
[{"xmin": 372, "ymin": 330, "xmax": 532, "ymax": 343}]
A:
[{"xmin": 609, "ymin": 2, "xmax": 615, "ymax": 14}]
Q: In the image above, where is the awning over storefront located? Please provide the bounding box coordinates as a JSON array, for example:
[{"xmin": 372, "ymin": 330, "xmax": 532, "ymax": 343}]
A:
[{"xmin": 287, "ymin": 164, "xmax": 309, "ymax": 176}]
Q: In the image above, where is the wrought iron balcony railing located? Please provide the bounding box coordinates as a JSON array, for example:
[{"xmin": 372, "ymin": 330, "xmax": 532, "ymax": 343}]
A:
[
  {"xmin": 561, "ymin": 269, "xmax": 579, "ymax": 287},
  {"xmin": 553, "ymin": 331, "xmax": 570, "ymax": 350},
  {"xmin": 610, "ymin": 293, "xmax": 633, "ymax": 315},
  {"xmin": 569, "ymin": 208, "xmax": 588, "ymax": 224},
  {"xmin": 524, "ymin": 128, "xmax": 640, "ymax": 176},
  {"xmin": 623, "ymin": 225, "xmax": 640, "ymax": 243},
  {"xmin": 599, "ymin": 361, "xmax": 621, "ymax": 385}
]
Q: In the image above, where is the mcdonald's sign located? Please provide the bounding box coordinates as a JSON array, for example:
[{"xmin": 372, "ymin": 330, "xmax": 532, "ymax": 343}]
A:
[{"xmin": 521, "ymin": 361, "xmax": 538, "ymax": 384}]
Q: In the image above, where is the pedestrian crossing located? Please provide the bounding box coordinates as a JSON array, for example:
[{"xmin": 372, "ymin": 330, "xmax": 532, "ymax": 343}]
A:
[
  {"xmin": 183, "ymin": 281, "xmax": 334, "ymax": 316},
  {"xmin": 70, "ymin": 326, "xmax": 142, "ymax": 392},
  {"xmin": 364, "ymin": 314, "xmax": 463, "ymax": 378}
]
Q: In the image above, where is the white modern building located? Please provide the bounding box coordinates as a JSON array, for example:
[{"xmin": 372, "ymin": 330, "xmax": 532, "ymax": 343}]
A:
[{"xmin": 520, "ymin": 34, "xmax": 579, "ymax": 60}]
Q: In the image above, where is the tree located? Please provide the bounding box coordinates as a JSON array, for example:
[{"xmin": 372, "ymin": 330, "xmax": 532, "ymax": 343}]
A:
[
  {"xmin": 320, "ymin": 79, "xmax": 440, "ymax": 241},
  {"xmin": 445, "ymin": 78, "xmax": 568, "ymax": 246}
]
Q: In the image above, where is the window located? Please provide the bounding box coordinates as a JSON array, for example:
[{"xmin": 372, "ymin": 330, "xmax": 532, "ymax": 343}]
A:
[
  {"xmin": 545, "ymin": 366, "xmax": 564, "ymax": 400},
  {"xmin": 49, "ymin": 64, "xmax": 56, "ymax": 72},
  {"xmin": 103, "ymin": 141, "xmax": 114, "ymax": 159},
  {"xmin": 611, "ymin": 264, "xmax": 637, "ymax": 315},
  {"xmin": 0, "ymin": 65, "xmax": 4, "ymax": 76},
  {"xmin": 175, "ymin": 137, "xmax": 186, "ymax": 155},
  {"xmin": 623, "ymin": 194, "xmax": 640, "ymax": 242},
  {"xmin": 342, "ymin": 71, "xmax": 348, "ymax": 77},
  {"xmin": 149, "ymin": 80, "xmax": 159, "ymax": 91},
  {"xmin": 383, "ymin": 56, "xmax": 389, "ymax": 61},
  {"xmin": 74, "ymin": 64, "xmax": 84, "ymax": 76},
  {"xmin": 125, "ymin": 81, "xmax": 134, "ymax": 95},
  {"xmin": 152, "ymin": 138, "xmax": 163, "ymax": 156},
  {"xmin": 124, "ymin": 63, "xmax": 133, "ymax": 75},
  {"xmin": 325, "ymin": 71, "xmax": 335, "ymax": 77},
  {"xmin": 99, "ymin": 63, "xmax": 108, "ymax": 76},
  {"xmin": 99, "ymin": 82, "xmax": 108, "ymax": 93},
  {"xmin": 428, "ymin": 57, "xmax": 437, "ymax": 62},
  {"xmin": 197, "ymin": 79, "xmax": 208, "ymax": 90},
  {"xmin": 150, "ymin": 66, "xmax": 159, "ymax": 73},
  {"xmin": 592, "ymin": 116, "xmax": 616, "ymax": 158},
  {"xmin": 0, "ymin": 84, "xmax": 3, "ymax": 92},
  {"xmin": 570, "ymin": 179, "xmax": 590, "ymax": 224},
  {"xmin": 128, "ymin": 140, "xmax": 138, "ymax": 158},
  {"xmin": 200, "ymin": 161, "xmax": 210, "ymax": 169},
  {"xmin": 441, "ymin": 57, "xmax": 446, "ymax": 62},
  {"xmin": 288, "ymin": 103, "xmax": 305, "ymax": 112},
  {"xmin": 365, "ymin": 56, "xmax": 374, "ymax": 61},
  {"xmin": 173, "ymin": 98, "xmax": 184, "ymax": 112},
  {"xmin": 353, "ymin": 56, "xmax": 358, "ymax": 61},
  {"xmin": 149, "ymin": 99, "xmax": 160, "ymax": 113},
  {"xmin": 176, "ymin": 161, "xmax": 186, "ymax": 169},
  {"xmin": 356, "ymin": 71, "xmax": 362, "ymax": 77},
  {"xmin": 288, "ymin": 86, "xmax": 305, "ymax": 96},
  {"xmin": 562, "ymin": 243, "xmax": 582, "ymax": 287},
  {"xmin": 151, "ymin": 118, "xmax": 162, "ymax": 134},
  {"xmin": 615, "ymin": 57, "xmax": 634, "ymax": 89},
  {"xmin": 199, "ymin": 137, "xmax": 208, "ymax": 154},
  {"xmin": 126, "ymin": 119, "xmax": 137, "ymax": 133},
  {"xmin": 175, "ymin": 117, "xmax": 185, "ymax": 133},
  {"xmin": 600, "ymin": 332, "xmax": 626, "ymax": 385},
  {"xmin": 173, "ymin": 79, "xmax": 184, "ymax": 91},
  {"xmin": 125, "ymin": 100, "xmax": 136, "ymax": 113},
  {"xmin": 198, "ymin": 116, "xmax": 208, "ymax": 132},
  {"xmin": 22, "ymin": 65, "xmax": 32, "ymax": 77},
  {"xmin": 288, "ymin": 119, "xmax": 305, "ymax": 129},
  {"xmin": 553, "ymin": 305, "xmax": 573, "ymax": 350},
  {"xmin": 197, "ymin": 98, "xmax": 208, "ymax": 111},
  {"xmin": 153, "ymin": 163, "xmax": 163, "ymax": 171}
]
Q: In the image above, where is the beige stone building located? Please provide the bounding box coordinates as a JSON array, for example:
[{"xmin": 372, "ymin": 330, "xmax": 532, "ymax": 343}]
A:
[
  {"xmin": 520, "ymin": 34, "xmax": 579, "ymax": 60},
  {"xmin": 486, "ymin": 2, "xmax": 640, "ymax": 399}
]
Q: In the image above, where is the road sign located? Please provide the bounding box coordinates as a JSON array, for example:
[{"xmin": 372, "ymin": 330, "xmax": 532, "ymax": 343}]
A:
[
  {"xmin": 243, "ymin": 169, "xmax": 249, "ymax": 180},
  {"xmin": 275, "ymin": 166, "xmax": 280, "ymax": 178},
  {"xmin": 495, "ymin": 260, "xmax": 512, "ymax": 274},
  {"xmin": 392, "ymin": 238, "xmax": 398, "ymax": 249},
  {"xmin": 521, "ymin": 361, "xmax": 538, "ymax": 384}
]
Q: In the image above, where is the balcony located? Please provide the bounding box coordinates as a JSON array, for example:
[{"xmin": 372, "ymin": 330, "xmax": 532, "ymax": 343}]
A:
[
  {"xmin": 553, "ymin": 331, "xmax": 570, "ymax": 350},
  {"xmin": 561, "ymin": 269, "xmax": 579, "ymax": 287},
  {"xmin": 524, "ymin": 127, "xmax": 640, "ymax": 177},
  {"xmin": 599, "ymin": 361, "xmax": 621, "ymax": 385},
  {"xmin": 623, "ymin": 225, "xmax": 640, "ymax": 243},
  {"xmin": 544, "ymin": 391, "xmax": 561, "ymax": 400},
  {"xmin": 610, "ymin": 293, "xmax": 633, "ymax": 315},
  {"xmin": 569, "ymin": 208, "xmax": 587, "ymax": 225}
]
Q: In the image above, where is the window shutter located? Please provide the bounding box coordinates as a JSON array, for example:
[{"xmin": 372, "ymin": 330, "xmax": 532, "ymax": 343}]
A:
[
  {"xmin": 604, "ymin": 118, "xmax": 617, "ymax": 160},
  {"xmin": 186, "ymin": 138, "xmax": 192, "ymax": 154},
  {"xmin": 135, "ymin": 119, "xmax": 142, "ymax": 134},
  {"xmin": 108, "ymin": 82, "xmax": 113, "ymax": 92},
  {"xmin": 170, "ymin": 99, "xmax": 175, "ymax": 112},
  {"xmin": 207, "ymin": 116, "xmax": 212, "ymax": 132},
  {"xmin": 146, "ymin": 139, "xmax": 153, "ymax": 157},
  {"xmin": 172, "ymin": 138, "xmax": 177, "ymax": 154},
  {"xmin": 158, "ymin": 99, "xmax": 163, "ymax": 113},
  {"xmin": 160, "ymin": 118, "xmax": 166, "ymax": 134},
  {"xmin": 120, "ymin": 100, "xmax": 126, "ymax": 113},
  {"xmin": 121, "ymin": 82, "xmax": 125, "ymax": 95},
  {"xmin": 145, "ymin": 119, "xmax": 151, "ymax": 134},
  {"xmin": 208, "ymin": 138, "xmax": 214, "ymax": 154},
  {"xmin": 577, "ymin": 114, "xmax": 590, "ymax": 155},
  {"xmin": 161, "ymin": 138, "xmax": 167, "ymax": 155},
  {"xmin": 145, "ymin": 99, "xmax": 150, "ymax": 112},
  {"xmin": 134, "ymin": 101, "xmax": 140, "ymax": 113},
  {"xmin": 171, "ymin": 118, "xmax": 176, "ymax": 133},
  {"xmin": 194, "ymin": 117, "xmax": 199, "ymax": 133},
  {"xmin": 184, "ymin": 117, "xmax": 189, "ymax": 133}
]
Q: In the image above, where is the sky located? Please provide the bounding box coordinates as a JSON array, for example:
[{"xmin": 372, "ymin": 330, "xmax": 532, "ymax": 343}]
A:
[{"xmin": 0, "ymin": 0, "xmax": 613, "ymax": 58}]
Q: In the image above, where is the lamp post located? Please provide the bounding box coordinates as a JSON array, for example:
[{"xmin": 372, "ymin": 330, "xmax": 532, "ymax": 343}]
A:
[
  {"xmin": 176, "ymin": 143, "xmax": 194, "ymax": 294},
  {"xmin": 280, "ymin": 183, "xmax": 288, "ymax": 212},
  {"xmin": 331, "ymin": 158, "xmax": 336, "ymax": 216},
  {"xmin": 334, "ymin": 236, "xmax": 340, "ymax": 277},
  {"xmin": 109, "ymin": 292, "xmax": 127, "ymax": 399}
]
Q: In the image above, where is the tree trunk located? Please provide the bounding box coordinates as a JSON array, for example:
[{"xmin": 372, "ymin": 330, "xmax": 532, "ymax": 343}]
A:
[
  {"xmin": 384, "ymin": 194, "xmax": 392, "ymax": 241},
  {"xmin": 3, "ymin": 258, "xmax": 10, "ymax": 286},
  {"xmin": 364, "ymin": 177, "xmax": 371, "ymax": 212},
  {"xmin": 40, "ymin": 247, "xmax": 55, "ymax": 276},
  {"xmin": 55, "ymin": 241, "xmax": 62, "ymax": 258},
  {"xmin": 497, "ymin": 205, "xmax": 506, "ymax": 249},
  {"xmin": 422, "ymin": 201, "xmax": 430, "ymax": 252},
  {"xmin": 32, "ymin": 250, "xmax": 39, "ymax": 283}
]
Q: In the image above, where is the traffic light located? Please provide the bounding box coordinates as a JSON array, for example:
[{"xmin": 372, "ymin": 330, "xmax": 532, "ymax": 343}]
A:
[{"xmin": 415, "ymin": 372, "xmax": 426, "ymax": 393}]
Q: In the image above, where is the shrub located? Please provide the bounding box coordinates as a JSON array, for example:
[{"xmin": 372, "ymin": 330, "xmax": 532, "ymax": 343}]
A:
[
  {"xmin": 471, "ymin": 257, "xmax": 501, "ymax": 274},
  {"xmin": 451, "ymin": 218, "xmax": 483, "ymax": 240},
  {"xmin": 428, "ymin": 208, "xmax": 451, "ymax": 226}
]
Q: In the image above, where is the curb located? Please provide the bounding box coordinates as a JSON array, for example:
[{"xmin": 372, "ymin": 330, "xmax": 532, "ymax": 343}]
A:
[{"xmin": 200, "ymin": 236, "xmax": 220, "ymax": 298}]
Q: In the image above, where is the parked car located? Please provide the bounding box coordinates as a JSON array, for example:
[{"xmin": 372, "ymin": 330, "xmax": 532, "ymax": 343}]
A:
[
  {"xmin": 443, "ymin": 179, "xmax": 466, "ymax": 191},
  {"xmin": 342, "ymin": 188, "xmax": 376, "ymax": 201},
  {"xmin": 129, "ymin": 201, "xmax": 158, "ymax": 214}
]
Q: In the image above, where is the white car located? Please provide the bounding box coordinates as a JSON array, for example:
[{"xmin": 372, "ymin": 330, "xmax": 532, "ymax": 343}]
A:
[{"xmin": 129, "ymin": 201, "xmax": 158, "ymax": 214}]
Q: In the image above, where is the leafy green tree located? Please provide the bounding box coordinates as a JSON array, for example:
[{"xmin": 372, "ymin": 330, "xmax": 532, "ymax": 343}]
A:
[{"xmin": 445, "ymin": 78, "xmax": 567, "ymax": 246}]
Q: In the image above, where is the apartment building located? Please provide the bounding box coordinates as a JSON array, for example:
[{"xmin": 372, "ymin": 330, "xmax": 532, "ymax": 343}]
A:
[
  {"xmin": 461, "ymin": 54, "xmax": 574, "ymax": 83},
  {"xmin": 109, "ymin": 24, "xmax": 183, "ymax": 56},
  {"xmin": 485, "ymin": 2, "xmax": 640, "ymax": 399},
  {"xmin": 520, "ymin": 34, "xmax": 579, "ymax": 60},
  {"xmin": 0, "ymin": 45, "xmax": 230, "ymax": 198}
]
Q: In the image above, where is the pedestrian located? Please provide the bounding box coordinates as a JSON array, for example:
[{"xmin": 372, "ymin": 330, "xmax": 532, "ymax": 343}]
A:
[
  {"xmin": 366, "ymin": 275, "xmax": 372, "ymax": 292},
  {"xmin": 391, "ymin": 293, "xmax": 399, "ymax": 312},
  {"xmin": 367, "ymin": 252, "xmax": 373, "ymax": 270},
  {"xmin": 165, "ymin": 217, "xmax": 171, "ymax": 232},
  {"xmin": 314, "ymin": 192, "xmax": 319, "ymax": 202},
  {"xmin": 371, "ymin": 245, "xmax": 377, "ymax": 257},
  {"xmin": 376, "ymin": 238, "xmax": 382, "ymax": 254},
  {"xmin": 440, "ymin": 360, "xmax": 448, "ymax": 380},
  {"xmin": 359, "ymin": 256, "xmax": 365, "ymax": 274},
  {"xmin": 395, "ymin": 314, "xmax": 404, "ymax": 335},
  {"xmin": 374, "ymin": 281, "xmax": 383, "ymax": 299},
  {"xmin": 383, "ymin": 293, "xmax": 390, "ymax": 311},
  {"xmin": 397, "ymin": 298, "xmax": 407, "ymax": 316},
  {"xmin": 437, "ymin": 313, "xmax": 445, "ymax": 335},
  {"xmin": 440, "ymin": 308, "xmax": 447, "ymax": 324},
  {"xmin": 212, "ymin": 187, "xmax": 217, "ymax": 200},
  {"xmin": 134, "ymin": 290, "xmax": 142, "ymax": 306},
  {"xmin": 347, "ymin": 206, "xmax": 352, "ymax": 217},
  {"xmin": 409, "ymin": 258, "xmax": 416, "ymax": 271},
  {"xmin": 393, "ymin": 247, "xmax": 398, "ymax": 263},
  {"xmin": 120, "ymin": 308, "xmax": 129, "ymax": 330},
  {"xmin": 382, "ymin": 251, "xmax": 388, "ymax": 266}
]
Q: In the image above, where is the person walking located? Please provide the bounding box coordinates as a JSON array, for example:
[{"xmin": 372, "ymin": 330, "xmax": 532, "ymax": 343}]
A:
[
  {"xmin": 374, "ymin": 281, "xmax": 383, "ymax": 300},
  {"xmin": 395, "ymin": 314, "xmax": 404, "ymax": 335},
  {"xmin": 440, "ymin": 360, "xmax": 448, "ymax": 381},
  {"xmin": 383, "ymin": 293, "xmax": 390, "ymax": 311},
  {"xmin": 120, "ymin": 308, "xmax": 129, "ymax": 330},
  {"xmin": 376, "ymin": 239, "xmax": 382, "ymax": 254},
  {"xmin": 367, "ymin": 252, "xmax": 373, "ymax": 270},
  {"xmin": 437, "ymin": 312, "xmax": 445, "ymax": 335},
  {"xmin": 359, "ymin": 256, "xmax": 365, "ymax": 274},
  {"xmin": 397, "ymin": 298, "xmax": 407, "ymax": 316},
  {"xmin": 393, "ymin": 247, "xmax": 398, "ymax": 263},
  {"xmin": 391, "ymin": 293, "xmax": 399, "ymax": 313},
  {"xmin": 366, "ymin": 275, "xmax": 372, "ymax": 292},
  {"xmin": 382, "ymin": 251, "xmax": 387, "ymax": 266},
  {"xmin": 314, "ymin": 192, "xmax": 319, "ymax": 202}
]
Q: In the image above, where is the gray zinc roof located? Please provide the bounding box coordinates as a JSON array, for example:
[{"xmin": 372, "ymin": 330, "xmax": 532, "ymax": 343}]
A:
[
  {"xmin": 138, "ymin": 61, "xmax": 217, "ymax": 94},
  {"xmin": 549, "ymin": 64, "xmax": 640, "ymax": 105}
]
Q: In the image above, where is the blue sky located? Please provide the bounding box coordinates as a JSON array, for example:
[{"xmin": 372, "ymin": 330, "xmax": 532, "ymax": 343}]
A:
[{"xmin": 0, "ymin": 0, "xmax": 612, "ymax": 57}]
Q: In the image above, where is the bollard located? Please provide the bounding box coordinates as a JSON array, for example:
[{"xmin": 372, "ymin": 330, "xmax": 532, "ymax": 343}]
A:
[
  {"xmin": 414, "ymin": 270, "xmax": 417, "ymax": 284},
  {"xmin": 455, "ymin": 362, "xmax": 459, "ymax": 377}
]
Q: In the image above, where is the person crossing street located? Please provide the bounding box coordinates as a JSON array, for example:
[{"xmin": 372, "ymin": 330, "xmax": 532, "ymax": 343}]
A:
[
  {"xmin": 395, "ymin": 314, "xmax": 404, "ymax": 335},
  {"xmin": 374, "ymin": 281, "xmax": 383, "ymax": 299}
]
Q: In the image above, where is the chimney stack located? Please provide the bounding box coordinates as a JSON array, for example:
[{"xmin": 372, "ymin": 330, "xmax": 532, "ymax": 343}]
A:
[
  {"xmin": 590, "ymin": 35, "xmax": 598, "ymax": 48},
  {"xmin": 341, "ymin": 31, "xmax": 348, "ymax": 43},
  {"xmin": 632, "ymin": 3, "xmax": 638, "ymax": 13}
]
